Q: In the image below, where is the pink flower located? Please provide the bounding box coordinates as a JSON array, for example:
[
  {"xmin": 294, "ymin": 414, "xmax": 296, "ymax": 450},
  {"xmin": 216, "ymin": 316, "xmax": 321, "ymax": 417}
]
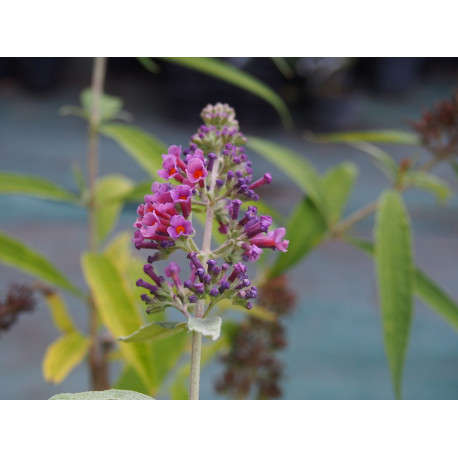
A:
[
  {"xmin": 186, "ymin": 158, "xmax": 208, "ymax": 184},
  {"xmin": 158, "ymin": 154, "xmax": 181, "ymax": 180},
  {"xmin": 168, "ymin": 145, "xmax": 182, "ymax": 157},
  {"xmin": 167, "ymin": 215, "xmax": 194, "ymax": 239},
  {"xmin": 170, "ymin": 185, "xmax": 193, "ymax": 203},
  {"xmin": 250, "ymin": 228, "xmax": 289, "ymax": 252}
]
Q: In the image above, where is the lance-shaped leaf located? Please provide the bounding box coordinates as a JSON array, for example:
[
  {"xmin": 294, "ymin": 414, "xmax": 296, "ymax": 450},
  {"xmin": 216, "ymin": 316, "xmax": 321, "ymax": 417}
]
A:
[
  {"xmin": 43, "ymin": 333, "xmax": 91, "ymax": 384},
  {"xmin": 94, "ymin": 175, "xmax": 134, "ymax": 244},
  {"xmin": 322, "ymin": 162, "xmax": 358, "ymax": 224},
  {"xmin": 374, "ymin": 191, "xmax": 414, "ymax": 399},
  {"xmin": 346, "ymin": 237, "xmax": 458, "ymax": 332},
  {"xmin": 82, "ymin": 252, "xmax": 157, "ymax": 390},
  {"xmin": 50, "ymin": 389, "xmax": 154, "ymax": 400},
  {"xmin": 404, "ymin": 171, "xmax": 451, "ymax": 204},
  {"xmin": 187, "ymin": 316, "xmax": 222, "ymax": 341},
  {"xmin": 159, "ymin": 57, "xmax": 292, "ymax": 128},
  {"xmin": 0, "ymin": 232, "xmax": 82, "ymax": 297},
  {"xmin": 100, "ymin": 123, "xmax": 166, "ymax": 176},
  {"xmin": 41, "ymin": 290, "xmax": 76, "ymax": 334},
  {"xmin": 119, "ymin": 321, "xmax": 187, "ymax": 343},
  {"xmin": 136, "ymin": 57, "xmax": 160, "ymax": 73},
  {"xmin": 0, "ymin": 172, "xmax": 79, "ymax": 203},
  {"xmin": 270, "ymin": 197, "xmax": 327, "ymax": 278},
  {"xmin": 306, "ymin": 129, "xmax": 420, "ymax": 145},
  {"xmin": 248, "ymin": 136, "xmax": 327, "ymax": 217}
]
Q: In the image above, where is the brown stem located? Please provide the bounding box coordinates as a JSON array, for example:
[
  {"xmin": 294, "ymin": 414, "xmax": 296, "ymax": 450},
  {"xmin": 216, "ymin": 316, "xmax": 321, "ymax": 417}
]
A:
[{"xmin": 87, "ymin": 57, "xmax": 109, "ymax": 391}]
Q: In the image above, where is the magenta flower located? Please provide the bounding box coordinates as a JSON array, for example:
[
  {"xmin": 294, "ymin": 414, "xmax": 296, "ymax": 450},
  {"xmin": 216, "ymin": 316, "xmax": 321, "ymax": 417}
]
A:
[
  {"xmin": 167, "ymin": 215, "xmax": 194, "ymax": 239},
  {"xmin": 158, "ymin": 154, "xmax": 182, "ymax": 181},
  {"xmin": 249, "ymin": 173, "xmax": 272, "ymax": 190},
  {"xmin": 168, "ymin": 145, "xmax": 182, "ymax": 157},
  {"xmin": 250, "ymin": 228, "xmax": 289, "ymax": 252},
  {"xmin": 170, "ymin": 185, "xmax": 193, "ymax": 203},
  {"xmin": 164, "ymin": 262, "xmax": 182, "ymax": 286},
  {"xmin": 186, "ymin": 157, "xmax": 208, "ymax": 184}
]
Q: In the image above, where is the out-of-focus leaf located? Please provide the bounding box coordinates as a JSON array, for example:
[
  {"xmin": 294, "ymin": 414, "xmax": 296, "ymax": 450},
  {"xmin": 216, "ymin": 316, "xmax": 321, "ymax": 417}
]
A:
[
  {"xmin": 137, "ymin": 57, "xmax": 160, "ymax": 73},
  {"xmin": 113, "ymin": 365, "xmax": 150, "ymax": 396},
  {"xmin": 404, "ymin": 171, "xmax": 451, "ymax": 204},
  {"xmin": 0, "ymin": 172, "xmax": 79, "ymax": 203},
  {"xmin": 94, "ymin": 175, "xmax": 134, "ymax": 244},
  {"xmin": 248, "ymin": 137, "xmax": 327, "ymax": 216},
  {"xmin": 322, "ymin": 162, "xmax": 358, "ymax": 223},
  {"xmin": 122, "ymin": 181, "xmax": 152, "ymax": 203},
  {"xmin": 119, "ymin": 321, "xmax": 187, "ymax": 343},
  {"xmin": 0, "ymin": 232, "xmax": 82, "ymax": 297},
  {"xmin": 159, "ymin": 57, "xmax": 292, "ymax": 128},
  {"xmin": 43, "ymin": 333, "xmax": 91, "ymax": 384},
  {"xmin": 187, "ymin": 316, "xmax": 222, "ymax": 341},
  {"xmin": 42, "ymin": 290, "xmax": 76, "ymax": 334},
  {"xmin": 100, "ymin": 123, "xmax": 166, "ymax": 176},
  {"xmin": 269, "ymin": 197, "xmax": 327, "ymax": 277},
  {"xmin": 71, "ymin": 163, "xmax": 88, "ymax": 199},
  {"xmin": 348, "ymin": 142, "xmax": 399, "ymax": 181},
  {"xmin": 306, "ymin": 129, "xmax": 420, "ymax": 145},
  {"xmin": 50, "ymin": 389, "xmax": 154, "ymax": 400},
  {"xmin": 375, "ymin": 191, "xmax": 414, "ymax": 399},
  {"xmin": 271, "ymin": 57, "xmax": 295, "ymax": 79},
  {"xmin": 82, "ymin": 253, "xmax": 157, "ymax": 390},
  {"xmin": 80, "ymin": 88, "xmax": 123, "ymax": 122},
  {"xmin": 415, "ymin": 269, "xmax": 458, "ymax": 332}
]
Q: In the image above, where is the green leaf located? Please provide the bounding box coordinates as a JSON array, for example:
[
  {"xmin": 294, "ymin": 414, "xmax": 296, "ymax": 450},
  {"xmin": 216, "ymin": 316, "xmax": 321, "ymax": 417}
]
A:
[
  {"xmin": 270, "ymin": 57, "xmax": 295, "ymax": 79},
  {"xmin": 80, "ymin": 88, "xmax": 123, "ymax": 122},
  {"xmin": 414, "ymin": 269, "xmax": 458, "ymax": 332},
  {"xmin": 122, "ymin": 180, "xmax": 152, "ymax": 203},
  {"xmin": 0, "ymin": 172, "xmax": 79, "ymax": 203},
  {"xmin": 137, "ymin": 57, "xmax": 160, "ymax": 73},
  {"xmin": 347, "ymin": 142, "xmax": 399, "ymax": 181},
  {"xmin": 217, "ymin": 298, "xmax": 276, "ymax": 322},
  {"xmin": 404, "ymin": 171, "xmax": 451, "ymax": 204},
  {"xmin": 346, "ymin": 237, "xmax": 458, "ymax": 333},
  {"xmin": 248, "ymin": 136, "xmax": 327, "ymax": 217},
  {"xmin": 113, "ymin": 365, "xmax": 150, "ymax": 396},
  {"xmin": 374, "ymin": 191, "xmax": 414, "ymax": 399},
  {"xmin": 43, "ymin": 333, "xmax": 91, "ymax": 384},
  {"xmin": 187, "ymin": 316, "xmax": 222, "ymax": 341},
  {"xmin": 82, "ymin": 253, "xmax": 157, "ymax": 390},
  {"xmin": 0, "ymin": 232, "xmax": 82, "ymax": 297},
  {"xmin": 269, "ymin": 197, "xmax": 327, "ymax": 277},
  {"xmin": 50, "ymin": 389, "xmax": 154, "ymax": 400},
  {"xmin": 119, "ymin": 321, "xmax": 187, "ymax": 343},
  {"xmin": 322, "ymin": 162, "xmax": 358, "ymax": 223},
  {"xmin": 42, "ymin": 290, "xmax": 76, "ymax": 334},
  {"xmin": 306, "ymin": 129, "xmax": 420, "ymax": 145},
  {"xmin": 94, "ymin": 174, "xmax": 134, "ymax": 244},
  {"xmin": 100, "ymin": 123, "xmax": 166, "ymax": 176},
  {"xmin": 159, "ymin": 57, "xmax": 292, "ymax": 128}
]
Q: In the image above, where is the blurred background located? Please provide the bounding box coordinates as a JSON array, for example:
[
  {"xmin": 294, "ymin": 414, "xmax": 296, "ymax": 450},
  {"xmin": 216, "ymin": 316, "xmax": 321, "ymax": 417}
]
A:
[{"xmin": 0, "ymin": 57, "xmax": 457, "ymax": 399}]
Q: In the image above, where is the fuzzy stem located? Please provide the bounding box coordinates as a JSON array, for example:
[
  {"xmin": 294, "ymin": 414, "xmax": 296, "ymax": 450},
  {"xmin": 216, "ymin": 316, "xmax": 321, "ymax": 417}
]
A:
[
  {"xmin": 87, "ymin": 57, "xmax": 109, "ymax": 391},
  {"xmin": 189, "ymin": 153, "xmax": 221, "ymax": 400}
]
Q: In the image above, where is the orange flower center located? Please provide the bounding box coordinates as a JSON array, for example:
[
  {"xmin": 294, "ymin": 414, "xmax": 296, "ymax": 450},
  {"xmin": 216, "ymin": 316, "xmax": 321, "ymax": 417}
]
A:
[
  {"xmin": 176, "ymin": 225, "xmax": 185, "ymax": 234},
  {"xmin": 193, "ymin": 169, "xmax": 203, "ymax": 179},
  {"xmin": 169, "ymin": 167, "xmax": 177, "ymax": 176},
  {"xmin": 179, "ymin": 195, "xmax": 187, "ymax": 200}
]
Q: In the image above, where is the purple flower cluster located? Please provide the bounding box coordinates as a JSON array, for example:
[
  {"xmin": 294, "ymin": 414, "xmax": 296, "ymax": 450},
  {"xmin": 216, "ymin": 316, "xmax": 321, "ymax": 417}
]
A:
[{"xmin": 133, "ymin": 103, "xmax": 289, "ymax": 318}]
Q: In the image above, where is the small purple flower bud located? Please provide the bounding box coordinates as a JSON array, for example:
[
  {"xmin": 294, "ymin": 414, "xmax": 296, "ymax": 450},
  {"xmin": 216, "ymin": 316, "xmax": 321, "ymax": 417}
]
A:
[
  {"xmin": 207, "ymin": 153, "xmax": 217, "ymax": 171},
  {"xmin": 189, "ymin": 295, "xmax": 197, "ymax": 303},
  {"xmin": 221, "ymin": 263, "xmax": 229, "ymax": 271},
  {"xmin": 196, "ymin": 268, "xmax": 205, "ymax": 279},
  {"xmin": 147, "ymin": 254, "xmax": 159, "ymax": 264},
  {"xmin": 136, "ymin": 278, "xmax": 158, "ymax": 294},
  {"xmin": 187, "ymin": 252, "xmax": 203, "ymax": 270},
  {"xmin": 143, "ymin": 265, "xmax": 163, "ymax": 285},
  {"xmin": 194, "ymin": 283, "xmax": 205, "ymax": 294},
  {"xmin": 210, "ymin": 288, "xmax": 219, "ymax": 297},
  {"xmin": 140, "ymin": 294, "xmax": 153, "ymax": 304},
  {"xmin": 246, "ymin": 302, "xmax": 253, "ymax": 310},
  {"xmin": 215, "ymin": 179, "xmax": 223, "ymax": 188},
  {"xmin": 219, "ymin": 281, "xmax": 230, "ymax": 292},
  {"xmin": 184, "ymin": 280, "xmax": 193, "ymax": 290},
  {"xmin": 207, "ymin": 260, "xmax": 217, "ymax": 272},
  {"xmin": 203, "ymin": 274, "xmax": 212, "ymax": 285},
  {"xmin": 230, "ymin": 199, "xmax": 242, "ymax": 220},
  {"xmin": 226, "ymin": 170, "xmax": 235, "ymax": 181}
]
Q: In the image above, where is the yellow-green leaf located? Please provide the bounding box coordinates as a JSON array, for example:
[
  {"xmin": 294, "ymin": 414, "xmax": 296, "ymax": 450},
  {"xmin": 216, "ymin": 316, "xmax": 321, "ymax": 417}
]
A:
[
  {"xmin": 42, "ymin": 290, "xmax": 76, "ymax": 334},
  {"xmin": 119, "ymin": 322, "xmax": 187, "ymax": 343},
  {"xmin": 100, "ymin": 123, "xmax": 166, "ymax": 176},
  {"xmin": 94, "ymin": 175, "xmax": 134, "ymax": 244},
  {"xmin": 306, "ymin": 129, "xmax": 420, "ymax": 145},
  {"xmin": 375, "ymin": 191, "xmax": 414, "ymax": 399},
  {"xmin": 43, "ymin": 333, "xmax": 91, "ymax": 384},
  {"xmin": 82, "ymin": 252, "xmax": 157, "ymax": 390},
  {"xmin": 0, "ymin": 172, "xmax": 79, "ymax": 203},
  {"xmin": 50, "ymin": 389, "xmax": 154, "ymax": 400},
  {"xmin": 0, "ymin": 232, "xmax": 82, "ymax": 297}
]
